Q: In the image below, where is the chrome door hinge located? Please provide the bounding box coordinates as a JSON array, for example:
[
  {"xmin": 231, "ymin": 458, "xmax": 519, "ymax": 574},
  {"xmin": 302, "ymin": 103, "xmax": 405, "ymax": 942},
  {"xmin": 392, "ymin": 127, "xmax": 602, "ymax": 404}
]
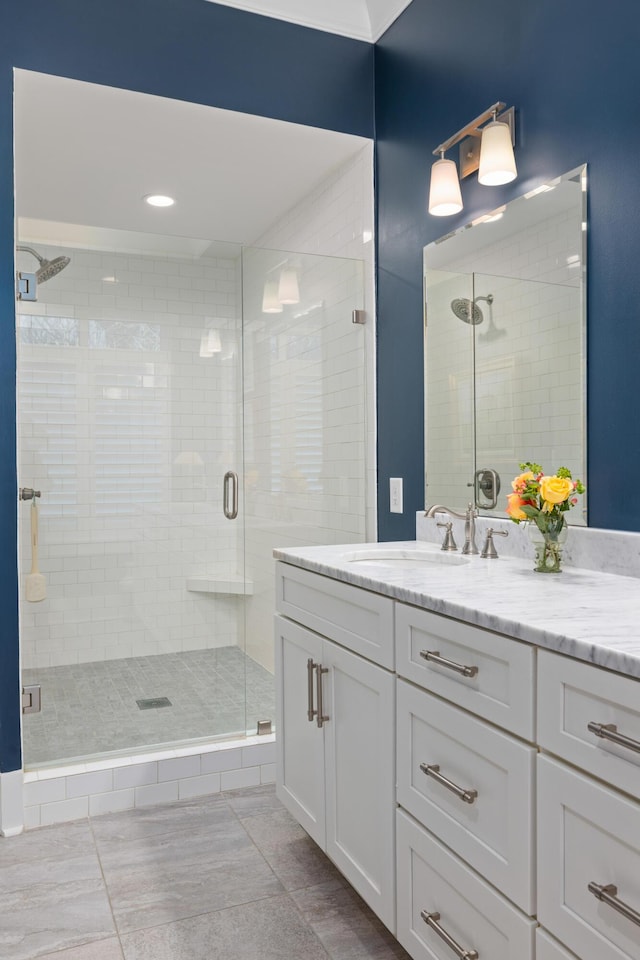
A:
[{"xmin": 22, "ymin": 685, "xmax": 41, "ymax": 714}]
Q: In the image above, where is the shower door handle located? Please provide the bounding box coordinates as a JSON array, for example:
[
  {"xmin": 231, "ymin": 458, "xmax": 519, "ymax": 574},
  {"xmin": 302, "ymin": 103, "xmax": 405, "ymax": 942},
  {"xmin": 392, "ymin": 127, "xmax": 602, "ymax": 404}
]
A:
[{"xmin": 223, "ymin": 471, "xmax": 238, "ymax": 519}]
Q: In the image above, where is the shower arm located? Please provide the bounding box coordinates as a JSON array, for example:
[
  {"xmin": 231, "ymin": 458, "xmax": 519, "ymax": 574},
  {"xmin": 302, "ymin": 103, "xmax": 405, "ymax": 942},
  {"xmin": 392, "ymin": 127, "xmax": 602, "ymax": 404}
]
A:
[{"xmin": 16, "ymin": 245, "xmax": 45, "ymax": 267}]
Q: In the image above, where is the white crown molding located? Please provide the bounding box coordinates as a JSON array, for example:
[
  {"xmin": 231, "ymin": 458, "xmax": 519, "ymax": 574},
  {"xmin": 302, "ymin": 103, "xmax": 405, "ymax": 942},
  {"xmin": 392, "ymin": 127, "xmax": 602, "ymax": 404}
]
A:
[{"xmin": 202, "ymin": 0, "xmax": 413, "ymax": 42}]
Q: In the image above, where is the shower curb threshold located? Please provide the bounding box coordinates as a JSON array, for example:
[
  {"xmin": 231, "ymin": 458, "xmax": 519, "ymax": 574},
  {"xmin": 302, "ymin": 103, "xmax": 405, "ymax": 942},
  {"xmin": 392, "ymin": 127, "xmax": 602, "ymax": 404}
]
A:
[{"xmin": 14, "ymin": 733, "xmax": 276, "ymax": 832}]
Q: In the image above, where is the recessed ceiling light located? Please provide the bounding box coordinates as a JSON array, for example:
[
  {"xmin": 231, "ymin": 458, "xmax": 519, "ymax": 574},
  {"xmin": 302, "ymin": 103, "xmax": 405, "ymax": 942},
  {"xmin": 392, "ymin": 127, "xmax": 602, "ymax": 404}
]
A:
[{"xmin": 144, "ymin": 194, "xmax": 175, "ymax": 207}]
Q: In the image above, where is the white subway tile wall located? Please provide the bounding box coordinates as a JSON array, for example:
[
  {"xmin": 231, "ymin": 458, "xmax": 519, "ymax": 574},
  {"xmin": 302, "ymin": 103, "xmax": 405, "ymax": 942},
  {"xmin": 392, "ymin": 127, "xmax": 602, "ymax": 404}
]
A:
[{"xmin": 17, "ymin": 246, "xmax": 244, "ymax": 670}]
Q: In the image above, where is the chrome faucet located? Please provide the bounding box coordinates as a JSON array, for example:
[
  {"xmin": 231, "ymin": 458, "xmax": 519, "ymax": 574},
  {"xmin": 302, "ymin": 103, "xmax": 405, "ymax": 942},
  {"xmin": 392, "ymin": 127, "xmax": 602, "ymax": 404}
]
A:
[{"xmin": 425, "ymin": 502, "xmax": 479, "ymax": 555}]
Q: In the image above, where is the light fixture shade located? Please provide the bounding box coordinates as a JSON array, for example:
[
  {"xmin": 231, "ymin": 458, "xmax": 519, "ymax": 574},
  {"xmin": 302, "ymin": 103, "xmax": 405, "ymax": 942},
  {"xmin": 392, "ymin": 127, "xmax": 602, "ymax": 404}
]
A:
[
  {"xmin": 262, "ymin": 279, "xmax": 283, "ymax": 314},
  {"xmin": 428, "ymin": 158, "xmax": 463, "ymax": 216},
  {"xmin": 278, "ymin": 267, "xmax": 300, "ymax": 305},
  {"xmin": 478, "ymin": 121, "xmax": 517, "ymax": 185}
]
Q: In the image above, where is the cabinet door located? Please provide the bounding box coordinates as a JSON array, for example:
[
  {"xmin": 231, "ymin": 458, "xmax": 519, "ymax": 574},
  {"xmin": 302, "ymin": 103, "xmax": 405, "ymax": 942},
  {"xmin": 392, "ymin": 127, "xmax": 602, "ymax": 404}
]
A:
[
  {"xmin": 396, "ymin": 809, "xmax": 535, "ymax": 960},
  {"xmin": 275, "ymin": 615, "xmax": 325, "ymax": 847},
  {"xmin": 538, "ymin": 755, "xmax": 640, "ymax": 960},
  {"xmin": 323, "ymin": 639, "xmax": 396, "ymax": 933}
]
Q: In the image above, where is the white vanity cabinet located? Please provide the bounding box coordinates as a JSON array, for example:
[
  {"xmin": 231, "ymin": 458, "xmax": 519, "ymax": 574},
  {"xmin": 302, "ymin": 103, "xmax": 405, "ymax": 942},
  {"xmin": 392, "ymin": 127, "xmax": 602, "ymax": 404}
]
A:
[
  {"xmin": 274, "ymin": 562, "xmax": 396, "ymax": 932},
  {"xmin": 395, "ymin": 602, "xmax": 536, "ymax": 960},
  {"xmin": 274, "ymin": 555, "xmax": 640, "ymax": 960},
  {"xmin": 537, "ymin": 650, "xmax": 640, "ymax": 960}
]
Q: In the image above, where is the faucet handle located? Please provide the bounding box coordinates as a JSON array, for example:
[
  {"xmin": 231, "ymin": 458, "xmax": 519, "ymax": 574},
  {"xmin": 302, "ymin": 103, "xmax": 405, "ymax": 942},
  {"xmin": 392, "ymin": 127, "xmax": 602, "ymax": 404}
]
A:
[
  {"xmin": 436, "ymin": 521, "xmax": 457, "ymax": 552},
  {"xmin": 480, "ymin": 527, "xmax": 508, "ymax": 559}
]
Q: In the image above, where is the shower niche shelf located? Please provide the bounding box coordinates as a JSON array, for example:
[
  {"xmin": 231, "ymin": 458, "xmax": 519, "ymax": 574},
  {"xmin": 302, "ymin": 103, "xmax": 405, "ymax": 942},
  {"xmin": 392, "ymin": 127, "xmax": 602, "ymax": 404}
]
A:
[{"xmin": 186, "ymin": 577, "xmax": 254, "ymax": 596}]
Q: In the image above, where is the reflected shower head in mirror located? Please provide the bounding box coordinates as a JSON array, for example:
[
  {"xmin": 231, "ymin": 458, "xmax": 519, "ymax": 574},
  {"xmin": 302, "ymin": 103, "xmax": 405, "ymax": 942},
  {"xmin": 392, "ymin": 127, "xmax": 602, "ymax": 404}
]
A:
[
  {"xmin": 17, "ymin": 245, "xmax": 71, "ymax": 283},
  {"xmin": 476, "ymin": 293, "xmax": 507, "ymax": 342},
  {"xmin": 450, "ymin": 293, "xmax": 493, "ymax": 326}
]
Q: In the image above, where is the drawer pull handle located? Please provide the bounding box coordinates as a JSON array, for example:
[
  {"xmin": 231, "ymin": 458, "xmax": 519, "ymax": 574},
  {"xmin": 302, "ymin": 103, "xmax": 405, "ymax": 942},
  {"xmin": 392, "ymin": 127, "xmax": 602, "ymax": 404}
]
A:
[
  {"xmin": 588, "ymin": 882, "xmax": 640, "ymax": 928},
  {"xmin": 420, "ymin": 649, "xmax": 478, "ymax": 679},
  {"xmin": 421, "ymin": 910, "xmax": 479, "ymax": 959},
  {"xmin": 420, "ymin": 763, "xmax": 478, "ymax": 804},
  {"xmin": 587, "ymin": 721, "xmax": 640, "ymax": 754},
  {"xmin": 307, "ymin": 658, "xmax": 317, "ymax": 722},
  {"xmin": 316, "ymin": 664, "xmax": 329, "ymax": 728}
]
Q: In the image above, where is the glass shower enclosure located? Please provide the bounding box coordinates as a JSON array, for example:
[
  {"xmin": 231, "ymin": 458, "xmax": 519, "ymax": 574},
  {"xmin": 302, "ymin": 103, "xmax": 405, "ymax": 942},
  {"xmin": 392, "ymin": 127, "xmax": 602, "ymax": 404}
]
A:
[{"xmin": 16, "ymin": 229, "xmax": 367, "ymax": 768}]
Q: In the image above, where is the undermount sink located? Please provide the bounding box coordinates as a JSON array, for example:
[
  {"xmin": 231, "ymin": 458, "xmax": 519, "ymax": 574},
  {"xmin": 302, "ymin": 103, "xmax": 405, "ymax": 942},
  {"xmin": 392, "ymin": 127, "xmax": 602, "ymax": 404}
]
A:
[{"xmin": 344, "ymin": 548, "xmax": 469, "ymax": 569}]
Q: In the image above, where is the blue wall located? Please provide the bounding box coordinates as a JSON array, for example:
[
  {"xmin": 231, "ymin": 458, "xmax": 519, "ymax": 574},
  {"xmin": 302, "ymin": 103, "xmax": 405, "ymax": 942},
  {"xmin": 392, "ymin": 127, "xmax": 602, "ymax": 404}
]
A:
[
  {"xmin": 375, "ymin": 0, "xmax": 640, "ymax": 540},
  {"xmin": 0, "ymin": 0, "xmax": 374, "ymax": 774}
]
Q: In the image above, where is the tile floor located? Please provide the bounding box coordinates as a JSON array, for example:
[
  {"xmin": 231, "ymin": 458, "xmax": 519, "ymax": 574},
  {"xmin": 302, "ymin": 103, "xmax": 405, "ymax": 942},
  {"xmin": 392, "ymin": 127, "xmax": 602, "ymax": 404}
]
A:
[
  {"xmin": 23, "ymin": 647, "xmax": 275, "ymax": 766},
  {"xmin": 0, "ymin": 783, "xmax": 410, "ymax": 960}
]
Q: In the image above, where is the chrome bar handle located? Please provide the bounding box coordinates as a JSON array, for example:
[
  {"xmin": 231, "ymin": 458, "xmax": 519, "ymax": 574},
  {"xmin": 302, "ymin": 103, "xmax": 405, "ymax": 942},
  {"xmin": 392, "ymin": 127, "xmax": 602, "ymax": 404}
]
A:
[
  {"xmin": 307, "ymin": 658, "xmax": 317, "ymax": 722},
  {"xmin": 223, "ymin": 471, "xmax": 238, "ymax": 519},
  {"xmin": 420, "ymin": 763, "xmax": 478, "ymax": 804},
  {"xmin": 588, "ymin": 882, "xmax": 640, "ymax": 928},
  {"xmin": 587, "ymin": 721, "xmax": 640, "ymax": 754},
  {"xmin": 421, "ymin": 911, "xmax": 479, "ymax": 959},
  {"xmin": 420, "ymin": 649, "xmax": 478, "ymax": 679},
  {"xmin": 316, "ymin": 664, "xmax": 329, "ymax": 728}
]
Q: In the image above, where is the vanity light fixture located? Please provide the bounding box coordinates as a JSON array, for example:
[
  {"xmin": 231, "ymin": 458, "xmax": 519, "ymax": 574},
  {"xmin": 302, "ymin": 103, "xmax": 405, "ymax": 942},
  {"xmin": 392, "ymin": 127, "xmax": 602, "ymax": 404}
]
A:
[
  {"xmin": 277, "ymin": 265, "xmax": 300, "ymax": 305},
  {"xmin": 262, "ymin": 279, "xmax": 283, "ymax": 314},
  {"xmin": 428, "ymin": 102, "xmax": 517, "ymax": 216},
  {"xmin": 262, "ymin": 261, "xmax": 301, "ymax": 313},
  {"xmin": 144, "ymin": 194, "xmax": 175, "ymax": 207}
]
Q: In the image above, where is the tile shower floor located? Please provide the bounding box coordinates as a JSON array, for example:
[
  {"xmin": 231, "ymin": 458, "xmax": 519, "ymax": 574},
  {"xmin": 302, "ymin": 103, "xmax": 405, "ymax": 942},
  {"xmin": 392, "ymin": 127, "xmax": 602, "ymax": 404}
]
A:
[
  {"xmin": 23, "ymin": 647, "xmax": 275, "ymax": 766},
  {"xmin": 0, "ymin": 784, "xmax": 410, "ymax": 960}
]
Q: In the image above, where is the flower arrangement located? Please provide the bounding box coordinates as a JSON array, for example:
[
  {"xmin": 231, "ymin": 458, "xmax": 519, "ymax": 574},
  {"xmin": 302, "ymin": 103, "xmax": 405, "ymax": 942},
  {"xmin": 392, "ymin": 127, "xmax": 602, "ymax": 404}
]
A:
[
  {"xmin": 506, "ymin": 461, "xmax": 585, "ymax": 532},
  {"xmin": 507, "ymin": 462, "xmax": 585, "ymax": 572}
]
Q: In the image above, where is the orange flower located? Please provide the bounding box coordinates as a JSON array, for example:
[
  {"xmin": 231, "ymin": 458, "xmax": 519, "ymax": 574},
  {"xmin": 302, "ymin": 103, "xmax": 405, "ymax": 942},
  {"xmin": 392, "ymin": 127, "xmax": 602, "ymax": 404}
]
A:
[
  {"xmin": 506, "ymin": 492, "xmax": 529, "ymax": 521},
  {"xmin": 511, "ymin": 470, "xmax": 534, "ymax": 494}
]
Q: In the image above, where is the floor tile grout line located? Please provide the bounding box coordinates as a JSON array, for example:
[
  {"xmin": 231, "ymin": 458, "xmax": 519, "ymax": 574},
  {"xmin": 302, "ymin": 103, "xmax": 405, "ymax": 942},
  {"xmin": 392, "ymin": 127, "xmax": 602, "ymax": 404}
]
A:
[
  {"xmin": 88, "ymin": 814, "xmax": 127, "ymax": 960},
  {"xmin": 223, "ymin": 795, "xmax": 334, "ymax": 960}
]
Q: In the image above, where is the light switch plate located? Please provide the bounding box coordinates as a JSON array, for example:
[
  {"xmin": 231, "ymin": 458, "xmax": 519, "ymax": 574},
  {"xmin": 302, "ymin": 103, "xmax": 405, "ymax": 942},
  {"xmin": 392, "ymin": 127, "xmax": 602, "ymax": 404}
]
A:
[{"xmin": 390, "ymin": 477, "xmax": 403, "ymax": 514}]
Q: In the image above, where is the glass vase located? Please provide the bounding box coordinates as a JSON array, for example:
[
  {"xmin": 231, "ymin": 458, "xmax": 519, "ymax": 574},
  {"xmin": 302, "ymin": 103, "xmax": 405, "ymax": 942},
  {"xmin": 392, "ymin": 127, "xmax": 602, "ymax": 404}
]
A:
[{"xmin": 527, "ymin": 518, "xmax": 568, "ymax": 573}]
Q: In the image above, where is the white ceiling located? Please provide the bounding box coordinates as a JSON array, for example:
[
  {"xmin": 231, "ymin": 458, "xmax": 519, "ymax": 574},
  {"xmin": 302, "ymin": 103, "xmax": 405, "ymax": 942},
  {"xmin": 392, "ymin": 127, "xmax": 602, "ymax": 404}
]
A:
[
  {"xmin": 14, "ymin": 70, "xmax": 370, "ymax": 251},
  {"xmin": 202, "ymin": 0, "xmax": 413, "ymax": 41}
]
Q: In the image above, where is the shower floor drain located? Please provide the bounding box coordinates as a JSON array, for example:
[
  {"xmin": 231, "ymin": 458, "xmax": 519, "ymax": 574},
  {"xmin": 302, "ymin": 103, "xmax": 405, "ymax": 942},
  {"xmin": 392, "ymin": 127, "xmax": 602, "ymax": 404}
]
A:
[{"xmin": 136, "ymin": 697, "xmax": 172, "ymax": 710}]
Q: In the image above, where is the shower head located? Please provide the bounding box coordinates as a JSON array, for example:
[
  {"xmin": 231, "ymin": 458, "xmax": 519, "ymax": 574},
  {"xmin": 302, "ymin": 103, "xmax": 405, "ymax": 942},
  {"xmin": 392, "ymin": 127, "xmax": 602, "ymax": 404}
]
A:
[
  {"xmin": 17, "ymin": 245, "xmax": 71, "ymax": 284},
  {"xmin": 450, "ymin": 293, "xmax": 494, "ymax": 326},
  {"xmin": 451, "ymin": 298, "xmax": 484, "ymax": 325}
]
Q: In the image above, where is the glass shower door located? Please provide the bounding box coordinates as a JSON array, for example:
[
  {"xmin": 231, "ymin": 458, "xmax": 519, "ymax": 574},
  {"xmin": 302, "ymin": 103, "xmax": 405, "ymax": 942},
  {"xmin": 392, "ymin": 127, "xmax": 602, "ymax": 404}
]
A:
[
  {"xmin": 240, "ymin": 246, "xmax": 368, "ymax": 735},
  {"xmin": 16, "ymin": 230, "xmax": 250, "ymax": 766}
]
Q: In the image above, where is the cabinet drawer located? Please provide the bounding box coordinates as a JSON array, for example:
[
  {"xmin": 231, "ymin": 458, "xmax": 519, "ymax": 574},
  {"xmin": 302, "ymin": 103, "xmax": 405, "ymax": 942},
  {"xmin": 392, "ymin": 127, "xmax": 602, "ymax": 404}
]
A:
[
  {"xmin": 396, "ymin": 603, "xmax": 535, "ymax": 738},
  {"xmin": 538, "ymin": 755, "xmax": 640, "ymax": 960},
  {"xmin": 396, "ymin": 808, "xmax": 535, "ymax": 960},
  {"xmin": 536, "ymin": 929, "xmax": 581, "ymax": 960},
  {"xmin": 538, "ymin": 650, "xmax": 640, "ymax": 799},
  {"xmin": 397, "ymin": 679, "xmax": 535, "ymax": 914},
  {"xmin": 275, "ymin": 562, "xmax": 394, "ymax": 669}
]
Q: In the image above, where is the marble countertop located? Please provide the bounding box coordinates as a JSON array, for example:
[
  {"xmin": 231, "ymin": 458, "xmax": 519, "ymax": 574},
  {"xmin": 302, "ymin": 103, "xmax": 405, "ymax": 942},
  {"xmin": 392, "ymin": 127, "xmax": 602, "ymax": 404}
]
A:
[{"xmin": 273, "ymin": 541, "xmax": 640, "ymax": 679}]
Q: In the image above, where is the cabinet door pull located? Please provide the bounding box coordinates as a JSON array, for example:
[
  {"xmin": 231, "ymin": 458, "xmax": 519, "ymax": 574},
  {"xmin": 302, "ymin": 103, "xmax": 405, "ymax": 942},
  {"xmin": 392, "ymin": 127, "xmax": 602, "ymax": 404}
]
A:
[
  {"xmin": 420, "ymin": 763, "xmax": 478, "ymax": 804},
  {"xmin": 588, "ymin": 882, "xmax": 640, "ymax": 928},
  {"xmin": 420, "ymin": 649, "xmax": 478, "ymax": 679},
  {"xmin": 587, "ymin": 721, "xmax": 640, "ymax": 754},
  {"xmin": 306, "ymin": 658, "xmax": 317, "ymax": 722},
  {"xmin": 316, "ymin": 664, "xmax": 329, "ymax": 728},
  {"xmin": 421, "ymin": 910, "xmax": 479, "ymax": 959}
]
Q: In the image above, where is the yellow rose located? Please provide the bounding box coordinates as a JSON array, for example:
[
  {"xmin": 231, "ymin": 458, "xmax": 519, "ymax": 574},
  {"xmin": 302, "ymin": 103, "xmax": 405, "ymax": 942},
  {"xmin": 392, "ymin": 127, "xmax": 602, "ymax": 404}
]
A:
[
  {"xmin": 506, "ymin": 493, "xmax": 528, "ymax": 520},
  {"xmin": 539, "ymin": 475, "xmax": 572, "ymax": 505},
  {"xmin": 511, "ymin": 470, "xmax": 534, "ymax": 492}
]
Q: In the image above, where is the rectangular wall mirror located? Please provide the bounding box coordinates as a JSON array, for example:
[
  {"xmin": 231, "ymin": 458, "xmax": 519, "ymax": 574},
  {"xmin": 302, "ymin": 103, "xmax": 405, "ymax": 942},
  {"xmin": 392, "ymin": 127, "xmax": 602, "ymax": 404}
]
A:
[{"xmin": 424, "ymin": 164, "xmax": 587, "ymax": 524}]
